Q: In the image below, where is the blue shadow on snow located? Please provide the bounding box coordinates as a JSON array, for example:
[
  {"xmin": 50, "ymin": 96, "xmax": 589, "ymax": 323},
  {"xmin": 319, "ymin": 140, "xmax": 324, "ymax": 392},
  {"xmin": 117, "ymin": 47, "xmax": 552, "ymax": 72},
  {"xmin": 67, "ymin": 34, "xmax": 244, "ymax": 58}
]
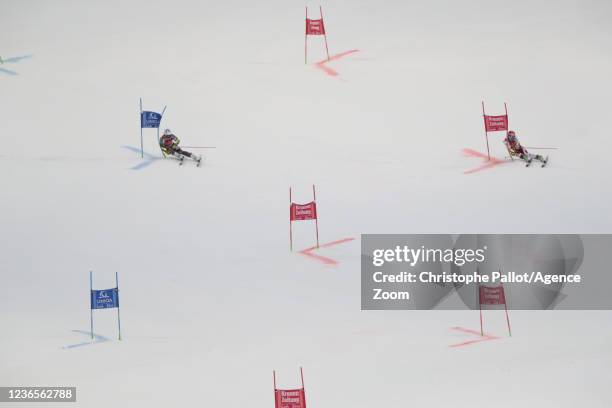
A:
[
  {"xmin": 62, "ymin": 330, "xmax": 110, "ymax": 349},
  {"xmin": 121, "ymin": 145, "xmax": 161, "ymax": 170},
  {"xmin": 0, "ymin": 54, "xmax": 33, "ymax": 76}
]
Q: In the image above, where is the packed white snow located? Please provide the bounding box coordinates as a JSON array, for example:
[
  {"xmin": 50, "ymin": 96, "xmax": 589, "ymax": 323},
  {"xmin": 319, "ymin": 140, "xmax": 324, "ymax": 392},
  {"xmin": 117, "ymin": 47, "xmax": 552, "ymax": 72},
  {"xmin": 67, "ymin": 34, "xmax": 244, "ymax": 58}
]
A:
[{"xmin": 2, "ymin": 0, "xmax": 611, "ymax": 407}]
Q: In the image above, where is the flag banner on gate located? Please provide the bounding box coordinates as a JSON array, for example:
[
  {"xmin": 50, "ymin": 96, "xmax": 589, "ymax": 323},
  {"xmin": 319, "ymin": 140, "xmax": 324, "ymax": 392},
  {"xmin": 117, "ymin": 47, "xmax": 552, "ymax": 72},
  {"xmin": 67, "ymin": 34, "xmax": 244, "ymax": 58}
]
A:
[
  {"xmin": 290, "ymin": 202, "xmax": 317, "ymax": 221},
  {"xmin": 479, "ymin": 286, "xmax": 506, "ymax": 305},
  {"xmin": 275, "ymin": 389, "xmax": 306, "ymax": 408},
  {"xmin": 483, "ymin": 115, "xmax": 509, "ymax": 132},
  {"xmin": 306, "ymin": 19, "xmax": 325, "ymax": 35},
  {"xmin": 91, "ymin": 288, "xmax": 119, "ymax": 309},
  {"xmin": 141, "ymin": 111, "xmax": 162, "ymax": 128}
]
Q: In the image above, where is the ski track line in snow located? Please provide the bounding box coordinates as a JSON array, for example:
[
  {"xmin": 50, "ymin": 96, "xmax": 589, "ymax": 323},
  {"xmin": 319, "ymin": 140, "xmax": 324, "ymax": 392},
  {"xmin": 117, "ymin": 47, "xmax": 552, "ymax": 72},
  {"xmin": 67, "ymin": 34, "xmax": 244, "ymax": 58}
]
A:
[
  {"xmin": 448, "ymin": 326, "xmax": 500, "ymax": 348},
  {"xmin": 314, "ymin": 49, "xmax": 360, "ymax": 77},
  {"xmin": 462, "ymin": 148, "xmax": 508, "ymax": 174},
  {"xmin": 299, "ymin": 237, "xmax": 356, "ymax": 265}
]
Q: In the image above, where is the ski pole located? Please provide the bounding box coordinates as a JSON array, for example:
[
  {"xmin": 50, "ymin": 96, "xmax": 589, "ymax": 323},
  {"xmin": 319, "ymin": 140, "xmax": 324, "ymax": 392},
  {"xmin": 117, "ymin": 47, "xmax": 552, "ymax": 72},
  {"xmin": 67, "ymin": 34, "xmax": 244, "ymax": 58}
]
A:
[
  {"xmin": 181, "ymin": 146, "xmax": 216, "ymax": 149},
  {"xmin": 524, "ymin": 147, "xmax": 558, "ymax": 150}
]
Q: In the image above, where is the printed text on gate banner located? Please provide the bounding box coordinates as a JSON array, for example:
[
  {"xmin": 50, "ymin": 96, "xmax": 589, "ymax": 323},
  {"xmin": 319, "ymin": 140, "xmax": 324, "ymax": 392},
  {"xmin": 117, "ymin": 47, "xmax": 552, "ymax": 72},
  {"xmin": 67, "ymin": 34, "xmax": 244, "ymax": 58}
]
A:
[
  {"xmin": 483, "ymin": 115, "xmax": 508, "ymax": 132},
  {"xmin": 290, "ymin": 202, "xmax": 317, "ymax": 221}
]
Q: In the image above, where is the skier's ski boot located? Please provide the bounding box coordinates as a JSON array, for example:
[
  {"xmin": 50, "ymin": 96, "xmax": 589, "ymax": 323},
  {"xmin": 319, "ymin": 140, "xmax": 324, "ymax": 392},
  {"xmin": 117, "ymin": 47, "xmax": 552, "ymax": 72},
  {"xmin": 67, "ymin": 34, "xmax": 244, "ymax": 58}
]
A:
[{"xmin": 173, "ymin": 153, "xmax": 185, "ymax": 165}]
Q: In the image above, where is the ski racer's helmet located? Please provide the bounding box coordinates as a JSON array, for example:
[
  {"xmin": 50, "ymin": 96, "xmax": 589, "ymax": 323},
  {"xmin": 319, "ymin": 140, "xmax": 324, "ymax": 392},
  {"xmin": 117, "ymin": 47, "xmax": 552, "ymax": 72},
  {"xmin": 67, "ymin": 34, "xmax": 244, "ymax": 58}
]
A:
[
  {"xmin": 163, "ymin": 129, "xmax": 172, "ymax": 136},
  {"xmin": 507, "ymin": 130, "xmax": 516, "ymax": 141}
]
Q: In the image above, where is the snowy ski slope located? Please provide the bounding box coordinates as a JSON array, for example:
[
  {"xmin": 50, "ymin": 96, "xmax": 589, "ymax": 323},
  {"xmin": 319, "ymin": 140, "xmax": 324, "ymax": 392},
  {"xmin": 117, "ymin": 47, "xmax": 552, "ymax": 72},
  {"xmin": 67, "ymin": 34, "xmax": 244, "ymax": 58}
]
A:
[{"xmin": 1, "ymin": 0, "xmax": 612, "ymax": 407}]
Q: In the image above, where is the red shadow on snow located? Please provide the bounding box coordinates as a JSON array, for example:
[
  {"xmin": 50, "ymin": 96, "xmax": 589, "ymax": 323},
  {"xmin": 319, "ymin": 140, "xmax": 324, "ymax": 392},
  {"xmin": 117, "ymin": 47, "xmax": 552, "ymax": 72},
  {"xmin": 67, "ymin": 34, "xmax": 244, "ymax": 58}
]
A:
[
  {"xmin": 299, "ymin": 237, "xmax": 355, "ymax": 265},
  {"xmin": 462, "ymin": 148, "xmax": 507, "ymax": 174},
  {"xmin": 448, "ymin": 327, "xmax": 500, "ymax": 348},
  {"xmin": 314, "ymin": 50, "xmax": 360, "ymax": 77}
]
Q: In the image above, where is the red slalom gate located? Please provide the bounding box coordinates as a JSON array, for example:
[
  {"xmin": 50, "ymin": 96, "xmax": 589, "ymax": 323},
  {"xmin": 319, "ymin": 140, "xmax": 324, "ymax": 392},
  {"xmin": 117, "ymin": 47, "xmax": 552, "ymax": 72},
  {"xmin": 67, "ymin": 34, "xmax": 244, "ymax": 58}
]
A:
[
  {"xmin": 273, "ymin": 368, "xmax": 307, "ymax": 408},
  {"xmin": 482, "ymin": 101, "xmax": 509, "ymax": 160},
  {"xmin": 479, "ymin": 284, "xmax": 512, "ymax": 337},
  {"xmin": 305, "ymin": 6, "xmax": 330, "ymax": 63},
  {"xmin": 289, "ymin": 185, "xmax": 320, "ymax": 251}
]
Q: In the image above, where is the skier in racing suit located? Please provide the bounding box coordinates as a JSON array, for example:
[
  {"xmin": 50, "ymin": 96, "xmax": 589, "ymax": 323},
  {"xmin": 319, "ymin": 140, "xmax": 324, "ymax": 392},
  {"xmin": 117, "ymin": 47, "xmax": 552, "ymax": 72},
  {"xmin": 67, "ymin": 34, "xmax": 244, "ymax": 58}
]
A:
[
  {"xmin": 159, "ymin": 129, "xmax": 201, "ymax": 163},
  {"xmin": 504, "ymin": 130, "xmax": 546, "ymax": 164}
]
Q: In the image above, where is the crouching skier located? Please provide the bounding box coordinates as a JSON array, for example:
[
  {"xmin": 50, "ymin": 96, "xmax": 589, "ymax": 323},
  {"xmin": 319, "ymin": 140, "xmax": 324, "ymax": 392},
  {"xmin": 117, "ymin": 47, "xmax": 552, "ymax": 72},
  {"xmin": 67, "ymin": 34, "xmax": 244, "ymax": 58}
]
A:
[
  {"xmin": 159, "ymin": 129, "xmax": 202, "ymax": 165},
  {"xmin": 504, "ymin": 130, "xmax": 548, "ymax": 167}
]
